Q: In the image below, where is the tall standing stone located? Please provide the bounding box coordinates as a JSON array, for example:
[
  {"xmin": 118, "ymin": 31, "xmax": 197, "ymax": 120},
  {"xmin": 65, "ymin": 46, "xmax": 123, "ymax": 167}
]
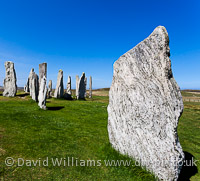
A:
[
  {"xmin": 24, "ymin": 85, "xmax": 27, "ymax": 92},
  {"xmin": 24, "ymin": 68, "xmax": 34, "ymax": 93},
  {"xmin": 89, "ymin": 76, "xmax": 92, "ymax": 98},
  {"xmin": 107, "ymin": 26, "xmax": 184, "ymax": 180},
  {"xmin": 38, "ymin": 76, "xmax": 47, "ymax": 110},
  {"xmin": 29, "ymin": 70, "xmax": 39, "ymax": 102},
  {"xmin": 28, "ymin": 69, "xmax": 35, "ymax": 96},
  {"xmin": 84, "ymin": 77, "xmax": 87, "ymax": 98},
  {"xmin": 24, "ymin": 80, "xmax": 28, "ymax": 93},
  {"xmin": 77, "ymin": 72, "xmax": 86, "ymax": 99},
  {"xmin": 47, "ymin": 80, "xmax": 52, "ymax": 98},
  {"xmin": 39, "ymin": 63, "xmax": 47, "ymax": 86},
  {"xmin": 3, "ymin": 61, "xmax": 17, "ymax": 97},
  {"xmin": 65, "ymin": 76, "xmax": 72, "ymax": 99},
  {"xmin": 54, "ymin": 69, "xmax": 64, "ymax": 98},
  {"xmin": 76, "ymin": 75, "xmax": 79, "ymax": 97}
]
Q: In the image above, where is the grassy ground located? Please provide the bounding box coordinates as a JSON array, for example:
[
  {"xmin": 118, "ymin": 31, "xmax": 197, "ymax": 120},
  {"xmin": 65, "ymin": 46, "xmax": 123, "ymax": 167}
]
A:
[
  {"xmin": 178, "ymin": 101, "xmax": 200, "ymax": 181},
  {"xmin": 0, "ymin": 90, "xmax": 199, "ymax": 180},
  {"xmin": 0, "ymin": 91, "xmax": 155, "ymax": 180}
]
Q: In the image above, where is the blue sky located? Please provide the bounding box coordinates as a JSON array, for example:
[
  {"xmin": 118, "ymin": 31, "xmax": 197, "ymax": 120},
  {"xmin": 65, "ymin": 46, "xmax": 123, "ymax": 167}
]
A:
[{"xmin": 0, "ymin": 0, "xmax": 199, "ymax": 89}]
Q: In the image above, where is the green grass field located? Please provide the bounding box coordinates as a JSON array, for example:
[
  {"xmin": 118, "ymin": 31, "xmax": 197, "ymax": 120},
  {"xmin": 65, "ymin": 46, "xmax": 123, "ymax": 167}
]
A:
[{"xmin": 0, "ymin": 90, "xmax": 199, "ymax": 180}]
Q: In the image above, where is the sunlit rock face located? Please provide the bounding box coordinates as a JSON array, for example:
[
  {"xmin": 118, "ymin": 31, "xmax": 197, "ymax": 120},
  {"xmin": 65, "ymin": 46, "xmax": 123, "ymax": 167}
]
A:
[
  {"xmin": 38, "ymin": 76, "xmax": 47, "ymax": 110},
  {"xmin": 65, "ymin": 76, "xmax": 72, "ymax": 99},
  {"xmin": 107, "ymin": 26, "xmax": 184, "ymax": 181},
  {"xmin": 54, "ymin": 69, "xmax": 64, "ymax": 98},
  {"xmin": 29, "ymin": 70, "xmax": 39, "ymax": 102},
  {"xmin": 3, "ymin": 61, "xmax": 17, "ymax": 97},
  {"xmin": 47, "ymin": 80, "xmax": 52, "ymax": 98},
  {"xmin": 39, "ymin": 62, "xmax": 47, "ymax": 86}
]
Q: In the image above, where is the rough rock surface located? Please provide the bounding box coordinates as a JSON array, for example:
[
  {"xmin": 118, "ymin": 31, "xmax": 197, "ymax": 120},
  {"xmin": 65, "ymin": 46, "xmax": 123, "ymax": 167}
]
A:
[
  {"xmin": 84, "ymin": 77, "xmax": 87, "ymax": 98},
  {"xmin": 24, "ymin": 68, "xmax": 34, "ymax": 93},
  {"xmin": 47, "ymin": 80, "xmax": 52, "ymax": 98},
  {"xmin": 65, "ymin": 76, "xmax": 72, "ymax": 99},
  {"xmin": 76, "ymin": 75, "xmax": 79, "ymax": 97},
  {"xmin": 38, "ymin": 76, "xmax": 47, "ymax": 110},
  {"xmin": 54, "ymin": 69, "xmax": 64, "ymax": 98},
  {"xmin": 24, "ymin": 85, "xmax": 27, "ymax": 92},
  {"xmin": 3, "ymin": 61, "xmax": 17, "ymax": 97},
  {"xmin": 28, "ymin": 69, "xmax": 35, "ymax": 96},
  {"xmin": 89, "ymin": 76, "xmax": 92, "ymax": 98},
  {"xmin": 107, "ymin": 26, "xmax": 184, "ymax": 181},
  {"xmin": 29, "ymin": 70, "xmax": 39, "ymax": 102},
  {"xmin": 77, "ymin": 72, "xmax": 86, "ymax": 99},
  {"xmin": 39, "ymin": 62, "xmax": 47, "ymax": 86}
]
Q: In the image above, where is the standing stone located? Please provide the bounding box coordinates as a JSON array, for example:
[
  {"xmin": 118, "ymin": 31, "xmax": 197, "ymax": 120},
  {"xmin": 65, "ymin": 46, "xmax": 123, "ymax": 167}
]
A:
[
  {"xmin": 65, "ymin": 76, "xmax": 72, "ymax": 99},
  {"xmin": 107, "ymin": 26, "xmax": 184, "ymax": 181},
  {"xmin": 28, "ymin": 69, "xmax": 35, "ymax": 96},
  {"xmin": 24, "ymin": 83, "xmax": 28, "ymax": 92},
  {"xmin": 3, "ymin": 61, "xmax": 17, "ymax": 97},
  {"xmin": 47, "ymin": 80, "xmax": 52, "ymax": 98},
  {"xmin": 84, "ymin": 77, "xmax": 87, "ymax": 98},
  {"xmin": 29, "ymin": 70, "xmax": 39, "ymax": 102},
  {"xmin": 39, "ymin": 63, "xmax": 47, "ymax": 86},
  {"xmin": 77, "ymin": 72, "xmax": 86, "ymax": 99},
  {"xmin": 24, "ymin": 68, "xmax": 34, "ymax": 93},
  {"xmin": 25, "ymin": 68, "xmax": 34, "ymax": 95},
  {"xmin": 89, "ymin": 76, "xmax": 92, "ymax": 98},
  {"xmin": 38, "ymin": 76, "xmax": 47, "ymax": 110},
  {"xmin": 76, "ymin": 75, "xmax": 79, "ymax": 98},
  {"xmin": 54, "ymin": 69, "xmax": 64, "ymax": 98},
  {"xmin": 24, "ymin": 85, "xmax": 27, "ymax": 92}
]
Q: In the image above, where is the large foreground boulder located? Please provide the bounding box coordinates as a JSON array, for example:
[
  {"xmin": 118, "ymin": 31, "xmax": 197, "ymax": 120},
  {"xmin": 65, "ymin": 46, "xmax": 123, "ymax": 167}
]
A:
[
  {"xmin": 107, "ymin": 26, "xmax": 184, "ymax": 180},
  {"xmin": 3, "ymin": 61, "xmax": 17, "ymax": 97}
]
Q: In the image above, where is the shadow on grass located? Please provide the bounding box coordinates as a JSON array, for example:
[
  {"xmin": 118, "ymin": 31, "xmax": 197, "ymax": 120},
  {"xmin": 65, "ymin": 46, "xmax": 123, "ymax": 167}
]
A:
[
  {"xmin": 16, "ymin": 93, "xmax": 29, "ymax": 97},
  {"xmin": 47, "ymin": 106, "xmax": 65, "ymax": 111},
  {"xmin": 76, "ymin": 99, "xmax": 86, "ymax": 101},
  {"xmin": 178, "ymin": 151, "xmax": 198, "ymax": 181}
]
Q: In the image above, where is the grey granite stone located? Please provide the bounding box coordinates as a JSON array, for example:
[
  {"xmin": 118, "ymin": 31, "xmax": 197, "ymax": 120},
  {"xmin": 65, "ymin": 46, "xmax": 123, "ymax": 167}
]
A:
[
  {"xmin": 76, "ymin": 75, "xmax": 79, "ymax": 98},
  {"xmin": 77, "ymin": 72, "xmax": 86, "ymax": 99},
  {"xmin": 47, "ymin": 80, "xmax": 52, "ymax": 98},
  {"xmin": 39, "ymin": 62, "xmax": 47, "ymax": 86},
  {"xmin": 89, "ymin": 76, "xmax": 92, "ymax": 98},
  {"xmin": 38, "ymin": 76, "xmax": 47, "ymax": 110},
  {"xmin": 54, "ymin": 69, "xmax": 64, "ymax": 98},
  {"xmin": 107, "ymin": 26, "xmax": 184, "ymax": 181},
  {"xmin": 3, "ymin": 61, "xmax": 17, "ymax": 97}
]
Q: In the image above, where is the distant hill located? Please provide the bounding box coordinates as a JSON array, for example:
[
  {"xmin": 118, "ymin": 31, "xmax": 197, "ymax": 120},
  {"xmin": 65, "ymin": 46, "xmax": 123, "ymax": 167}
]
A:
[
  {"xmin": 182, "ymin": 89, "xmax": 200, "ymax": 92},
  {"xmin": 94, "ymin": 88, "xmax": 110, "ymax": 91}
]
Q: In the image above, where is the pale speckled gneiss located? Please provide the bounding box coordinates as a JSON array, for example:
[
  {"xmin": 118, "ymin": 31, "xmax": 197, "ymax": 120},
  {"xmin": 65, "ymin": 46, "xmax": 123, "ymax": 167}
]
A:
[
  {"xmin": 3, "ymin": 61, "xmax": 17, "ymax": 97},
  {"xmin": 107, "ymin": 26, "xmax": 184, "ymax": 180},
  {"xmin": 38, "ymin": 76, "xmax": 47, "ymax": 110},
  {"xmin": 54, "ymin": 69, "xmax": 64, "ymax": 98},
  {"xmin": 77, "ymin": 72, "xmax": 86, "ymax": 99},
  {"xmin": 29, "ymin": 68, "xmax": 39, "ymax": 102}
]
